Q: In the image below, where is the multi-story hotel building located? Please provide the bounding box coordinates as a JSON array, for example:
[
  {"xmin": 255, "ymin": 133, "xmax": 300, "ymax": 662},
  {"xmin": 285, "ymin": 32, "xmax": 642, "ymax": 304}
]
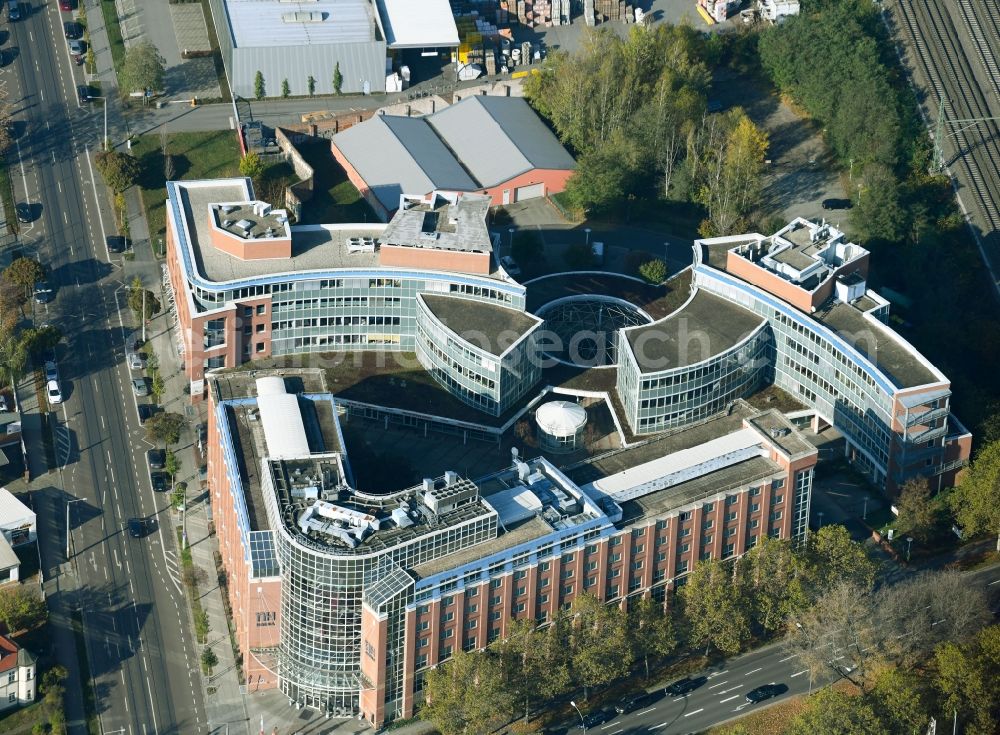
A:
[
  {"xmin": 164, "ymin": 180, "xmax": 539, "ymax": 409},
  {"xmin": 208, "ymin": 370, "xmax": 817, "ymax": 726},
  {"xmin": 616, "ymin": 218, "xmax": 970, "ymax": 492}
]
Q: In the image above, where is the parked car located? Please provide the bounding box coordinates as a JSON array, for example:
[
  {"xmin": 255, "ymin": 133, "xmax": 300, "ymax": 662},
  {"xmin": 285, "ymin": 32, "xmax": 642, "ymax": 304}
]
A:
[
  {"xmin": 131, "ymin": 378, "xmax": 149, "ymax": 397},
  {"xmin": 821, "ymin": 197, "xmax": 852, "ymax": 210},
  {"xmin": 614, "ymin": 692, "xmax": 651, "ymax": 714},
  {"xmin": 499, "ymin": 255, "xmax": 521, "ymax": 276},
  {"xmin": 577, "ymin": 710, "xmax": 612, "ymax": 729},
  {"xmin": 59, "ymin": 0, "xmax": 74, "ymax": 10},
  {"xmin": 128, "ymin": 352, "xmax": 144, "ymax": 370},
  {"xmin": 68, "ymin": 39, "xmax": 85, "ymax": 56},
  {"xmin": 107, "ymin": 235, "xmax": 128, "ymax": 253},
  {"xmin": 15, "ymin": 202, "xmax": 32, "ymax": 223},
  {"xmin": 130, "ymin": 337, "xmax": 144, "ymax": 353},
  {"xmin": 665, "ymin": 676, "xmax": 707, "ymax": 696},
  {"xmin": 33, "ymin": 281, "xmax": 53, "ymax": 304},
  {"xmin": 745, "ymin": 683, "xmax": 787, "ymax": 704},
  {"xmin": 63, "ymin": 21, "xmax": 83, "ymax": 39},
  {"xmin": 150, "ymin": 471, "xmax": 168, "ymax": 493},
  {"xmin": 44, "ymin": 360, "xmax": 58, "ymax": 383},
  {"xmin": 76, "ymin": 84, "xmax": 91, "ymax": 104},
  {"xmin": 137, "ymin": 403, "xmax": 153, "ymax": 424},
  {"xmin": 147, "ymin": 448, "xmax": 165, "ymax": 470},
  {"xmin": 7, "ymin": 1, "xmax": 20, "ymax": 22},
  {"xmin": 46, "ymin": 379, "xmax": 62, "ymax": 405},
  {"xmin": 0, "ymin": 395, "xmax": 8, "ymax": 412}
]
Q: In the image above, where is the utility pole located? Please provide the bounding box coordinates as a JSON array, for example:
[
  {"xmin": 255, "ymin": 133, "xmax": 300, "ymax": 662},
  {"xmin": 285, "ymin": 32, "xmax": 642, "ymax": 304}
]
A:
[
  {"xmin": 934, "ymin": 94, "xmax": 947, "ymax": 171},
  {"xmin": 66, "ymin": 497, "xmax": 84, "ymax": 559},
  {"xmin": 142, "ymin": 288, "xmax": 147, "ymax": 343}
]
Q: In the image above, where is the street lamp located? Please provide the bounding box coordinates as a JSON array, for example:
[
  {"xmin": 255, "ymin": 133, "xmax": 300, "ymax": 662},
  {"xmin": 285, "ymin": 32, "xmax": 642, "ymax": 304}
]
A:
[
  {"xmin": 664, "ymin": 241, "xmax": 669, "ymax": 267},
  {"xmin": 584, "ymin": 228, "xmax": 592, "ymax": 247},
  {"xmin": 906, "ymin": 536, "xmax": 914, "ymax": 562},
  {"xmin": 569, "ymin": 700, "xmax": 586, "ymax": 732},
  {"xmin": 507, "ymin": 227, "xmax": 515, "ymax": 253},
  {"xmin": 862, "ymin": 496, "xmax": 869, "ymax": 521},
  {"xmin": 91, "ymin": 96, "xmax": 110, "ymax": 151},
  {"xmin": 66, "ymin": 497, "xmax": 84, "ymax": 559},
  {"xmin": 817, "ymin": 511, "xmax": 824, "ymax": 528}
]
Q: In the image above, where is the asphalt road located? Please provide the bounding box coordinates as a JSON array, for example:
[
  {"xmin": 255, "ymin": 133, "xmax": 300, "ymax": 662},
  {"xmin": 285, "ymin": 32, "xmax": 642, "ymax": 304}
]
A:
[
  {"xmin": 6, "ymin": 3, "xmax": 205, "ymax": 733},
  {"xmin": 551, "ymin": 565, "xmax": 1000, "ymax": 735}
]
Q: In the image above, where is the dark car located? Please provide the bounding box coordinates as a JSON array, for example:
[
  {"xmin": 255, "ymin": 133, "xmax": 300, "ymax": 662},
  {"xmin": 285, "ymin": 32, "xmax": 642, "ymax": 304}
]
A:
[
  {"xmin": 127, "ymin": 517, "xmax": 155, "ymax": 538},
  {"xmin": 59, "ymin": 0, "xmax": 74, "ymax": 10},
  {"xmin": 63, "ymin": 21, "xmax": 83, "ymax": 39},
  {"xmin": 7, "ymin": 1, "xmax": 20, "ymax": 22},
  {"xmin": 137, "ymin": 403, "xmax": 153, "ymax": 424},
  {"xmin": 150, "ymin": 471, "xmax": 168, "ymax": 493},
  {"xmin": 130, "ymin": 337, "xmax": 145, "ymax": 353},
  {"xmin": 614, "ymin": 692, "xmax": 651, "ymax": 714},
  {"xmin": 578, "ymin": 710, "xmax": 612, "ymax": 730},
  {"xmin": 107, "ymin": 235, "xmax": 129, "ymax": 253},
  {"xmin": 15, "ymin": 202, "xmax": 32, "ymax": 223},
  {"xmin": 665, "ymin": 676, "xmax": 707, "ymax": 696},
  {"xmin": 821, "ymin": 197, "xmax": 852, "ymax": 210},
  {"xmin": 147, "ymin": 448, "xmax": 165, "ymax": 470},
  {"xmin": 745, "ymin": 683, "xmax": 788, "ymax": 704},
  {"xmin": 33, "ymin": 281, "xmax": 53, "ymax": 304},
  {"xmin": 76, "ymin": 84, "xmax": 91, "ymax": 104}
]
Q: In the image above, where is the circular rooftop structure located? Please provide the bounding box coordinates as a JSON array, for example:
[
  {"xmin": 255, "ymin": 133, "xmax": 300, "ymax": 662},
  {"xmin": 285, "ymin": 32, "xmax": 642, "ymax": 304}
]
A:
[
  {"xmin": 536, "ymin": 297, "xmax": 651, "ymax": 367},
  {"xmin": 535, "ymin": 400, "xmax": 588, "ymax": 453}
]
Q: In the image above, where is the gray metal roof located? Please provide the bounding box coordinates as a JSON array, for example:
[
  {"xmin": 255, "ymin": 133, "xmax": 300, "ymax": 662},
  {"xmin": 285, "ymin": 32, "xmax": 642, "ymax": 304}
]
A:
[
  {"xmin": 225, "ymin": 0, "xmax": 378, "ymax": 48},
  {"xmin": 427, "ymin": 96, "xmax": 576, "ymax": 187},
  {"xmin": 332, "ymin": 116, "xmax": 477, "ymax": 213},
  {"xmin": 230, "ymin": 41, "xmax": 386, "ymax": 98}
]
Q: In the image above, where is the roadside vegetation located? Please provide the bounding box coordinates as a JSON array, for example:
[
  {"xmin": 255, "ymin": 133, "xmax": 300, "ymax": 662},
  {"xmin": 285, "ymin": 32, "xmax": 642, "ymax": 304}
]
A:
[{"xmin": 99, "ymin": 0, "xmax": 127, "ymax": 79}]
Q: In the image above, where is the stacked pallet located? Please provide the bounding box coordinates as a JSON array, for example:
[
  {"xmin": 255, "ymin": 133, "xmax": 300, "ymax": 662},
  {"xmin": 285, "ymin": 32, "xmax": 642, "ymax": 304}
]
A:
[
  {"xmin": 584, "ymin": 0, "xmax": 596, "ymax": 25},
  {"xmin": 591, "ymin": 0, "xmax": 634, "ymax": 22}
]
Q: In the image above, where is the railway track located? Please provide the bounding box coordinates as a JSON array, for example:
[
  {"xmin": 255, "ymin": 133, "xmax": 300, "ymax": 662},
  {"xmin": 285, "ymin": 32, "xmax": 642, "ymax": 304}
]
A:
[{"xmin": 893, "ymin": 0, "xmax": 1000, "ymax": 259}]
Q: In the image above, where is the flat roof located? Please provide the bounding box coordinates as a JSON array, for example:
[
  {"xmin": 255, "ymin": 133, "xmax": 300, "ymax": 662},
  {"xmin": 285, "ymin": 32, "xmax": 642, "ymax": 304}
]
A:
[
  {"xmin": 814, "ymin": 302, "xmax": 939, "ymax": 388},
  {"xmin": 624, "ymin": 290, "xmax": 765, "ymax": 373},
  {"xmin": 381, "ymin": 194, "xmax": 493, "ymax": 253},
  {"xmin": 421, "ymin": 294, "xmax": 540, "ymax": 356},
  {"xmin": 212, "ymin": 202, "xmax": 288, "ymax": 240},
  {"xmin": 412, "ymin": 515, "xmax": 552, "ymax": 579},
  {"xmin": 375, "ymin": 0, "xmax": 458, "ymax": 48},
  {"xmin": 225, "ymin": 0, "xmax": 379, "ymax": 48}
]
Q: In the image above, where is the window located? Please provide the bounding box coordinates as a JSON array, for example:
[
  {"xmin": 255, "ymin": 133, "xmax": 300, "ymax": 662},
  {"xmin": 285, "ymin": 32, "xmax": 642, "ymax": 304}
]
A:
[
  {"xmin": 750, "ymin": 518, "xmax": 760, "ymax": 529},
  {"xmin": 419, "ymin": 637, "xmax": 429, "ymax": 648},
  {"xmin": 539, "ymin": 594, "xmax": 549, "ymax": 604},
  {"xmin": 440, "ymin": 645, "xmax": 453, "ymax": 658},
  {"xmin": 750, "ymin": 503, "xmax": 760, "ymax": 513},
  {"xmin": 633, "ymin": 544, "xmax": 644, "ymax": 554},
  {"xmin": 443, "ymin": 611, "xmax": 454, "ymax": 622},
  {"xmin": 491, "ymin": 579, "xmax": 502, "ymax": 588},
  {"xmin": 587, "ymin": 561, "xmax": 598, "ymax": 571},
  {"xmin": 416, "ymin": 654, "xmax": 428, "ymax": 668},
  {"xmin": 723, "ymin": 543, "xmax": 735, "ymax": 557},
  {"xmin": 492, "ymin": 596, "xmax": 501, "ymax": 605},
  {"xmin": 656, "ymin": 551, "xmax": 667, "ymax": 561},
  {"xmin": 255, "ymin": 342, "xmax": 265, "ymax": 353},
  {"xmin": 702, "ymin": 535, "xmax": 713, "ymax": 545},
  {"xmin": 772, "ymin": 495, "xmax": 784, "ymax": 505},
  {"xmin": 702, "ymin": 519, "xmax": 714, "ymax": 530},
  {"xmin": 610, "ymin": 553, "xmax": 622, "ymax": 563},
  {"xmin": 608, "ymin": 585, "xmax": 620, "ymax": 598},
  {"xmin": 7, "ymin": 671, "xmax": 14, "ymax": 684},
  {"xmin": 680, "ymin": 527, "xmax": 691, "ymax": 537},
  {"xmin": 491, "ymin": 611, "xmax": 502, "ymax": 621},
  {"xmin": 679, "ymin": 511, "xmax": 692, "ymax": 521},
  {"xmin": 418, "ymin": 621, "xmax": 429, "ymax": 631},
  {"xmin": 466, "ymin": 604, "xmax": 478, "ymax": 614},
  {"xmin": 561, "ymin": 569, "xmax": 574, "ymax": 579},
  {"xmin": 726, "ymin": 527, "xmax": 737, "ymax": 537},
  {"xmin": 772, "ymin": 479, "xmax": 785, "ymax": 489},
  {"xmin": 562, "ymin": 584, "xmax": 574, "ymax": 596},
  {"xmin": 680, "ymin": 543, "xmax": 690, "ymax": 553},
  {"xmin": 467, "ymin": 588, "xmax": 478, "ymax": 597},
  {"xmin": 514, "ymin": 570, "xmax": 527, "ymax": 580},
  {"xmin": 562, "ymin": 553, "xmax": 575, "ymax": 564},
  {"xmin": 726, "ymin": 495, "xmax": 738, "ymax": 505},
  {"xmin": 632, "ymin": 560, "xmax": 643, "ymax": 570},
  {"xmin": 703, "ymin": 502, "xmax": 714, "ymax": 513},
  {"xmin": 750, "ymin": 487, "xmax": 762, "ymax": 497},
  {"xmin": 256, "ymin": 304, "xmax": 266, "ymax": 315},
  {"xmin": 443, "ymin": 596, "xmax": 454, "ymax": 606},
  {"xmin": 770, "ymin": 511, "xmax": 783, "ymax": 521},
  {"xmin": 256, "ymin": 323, "xmax": 265, "ymax": 333},
  {"xmin": 539, "ymin": 561, "xmax": 550, "ymax": 571},
  {"xmin": 676, "ymin": 560, "xmax": 689, "ymax": 573},
  {"xmin": 243, "ymin": 306, "xmax": 253, "ymax": 317},
  {"xmin": 516, "ymin": 586, "xmax": 526, "ymax": 596},
  {"xmin": 441, "ymin": 628, "xmax": 454, "ymax": 638},
  {"xmin": 539, "ymin": 577, "xmax": 550, "ymax": 587},
  {"xmin": 8, "ymin": 693, "xmax": 15, "ymax": 703},
  {"xmin": 515, "ymin": 602, "xmax": 526, "ymax": 613},
  {"xmin": 726, "ymin": 512, "xmax": 737, "ymax": 521},
  {"xmin": 255, "ymin": 611, "xmax": 276, "ymax": 627},
  {"xmin": 586, "ymin": 575, "xmax": 597, "ymax": 587},
  {"xmin": 609, "ymin": 568, "xmax": 621, "ymax": 578}
]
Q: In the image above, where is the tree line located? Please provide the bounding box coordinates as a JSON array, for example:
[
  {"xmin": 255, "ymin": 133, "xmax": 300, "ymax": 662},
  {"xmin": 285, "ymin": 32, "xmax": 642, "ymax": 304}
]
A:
[
  {"xmin": 422, "ymin": 525, "xmax": 877, "ymax": 734},
  {"xmin": 524, "ymin": 25, "xmax": 769, "ymax": 236}
]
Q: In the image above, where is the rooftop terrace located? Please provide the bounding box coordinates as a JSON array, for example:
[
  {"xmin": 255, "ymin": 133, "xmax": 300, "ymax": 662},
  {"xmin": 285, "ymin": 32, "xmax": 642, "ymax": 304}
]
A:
[
  {"xmin": 381, "ymin": 193, "xmax": 492, "ymax": 253},
  {"xmin": 624, "ymin": 290, "xmax": 766, "ymax": 373}
]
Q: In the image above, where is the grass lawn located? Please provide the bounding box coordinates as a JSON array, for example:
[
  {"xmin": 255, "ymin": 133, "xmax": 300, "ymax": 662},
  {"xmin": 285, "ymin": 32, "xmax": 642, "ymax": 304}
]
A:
[
  {"xmin": 295, "ymin": 141, "xmax": 376, "ymax": 224},
  {"xmin": 99, "ymin": 0, "xmax": 126, "ymax": 80},
  {"xmin": 133, "ymin": 131, "xmax": 242, "ymax": 247},
  {"xmin": 0, "ymin": 155, "xmax": 18, "ymax": 237},
  {"xmin": 0, "ymin": 698, "xmax": 48, "ymax": 734}
]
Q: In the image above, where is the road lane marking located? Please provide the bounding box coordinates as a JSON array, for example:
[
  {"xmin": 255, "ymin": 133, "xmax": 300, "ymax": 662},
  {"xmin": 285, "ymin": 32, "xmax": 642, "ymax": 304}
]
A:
[
  {"xmin": 84, "ymin": 145, "xmax": 110, "ymax": 256},
  {"xmin": 708, "ymin": 670, "xmax": 728, "ymax": 677},
  {"xmin": 779, "ymin": 654, "xmax": 799, "ymax": 662},
  {"xmin": 636, "ymin": 707, "xmax": 656, "ymax": 716},
  {"xmin": 683, "ymin": 708, "xmax": 704, "ymax": 717},
  {"xmin": 791, "ymin": 669, "xmax": 809, "ymax": 677},
  {"xmin": 101, "ymin": 415, "xmax": 106, "ymax": 430},
  {"xmin": 988, "ymin": 579, "xmax": 1000, "ymax": 586},
  {"xmin": 744, "ymin": 668, "xmax": 762, "ymax": 676},
  {"xmin": 708, "ymin": 680, "xmax": 729, "ymax": 689},
  {"xmin": 719, "ymin": 695, "xmax": 739, "ymax": 703}
]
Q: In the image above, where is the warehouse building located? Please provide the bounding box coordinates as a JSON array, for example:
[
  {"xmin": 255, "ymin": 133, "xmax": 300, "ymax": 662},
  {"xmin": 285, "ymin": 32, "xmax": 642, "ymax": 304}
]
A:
[
  {"xmin": 207, "ymin": 370, "xmax": 817, "ymax": 725},
  {"xmin": 206, "ymin": 0, "xmax": 459, "ymax": 98},
  {"xmin": 331, "ymin": 96, "xmax": 576, "ymax": 220}
]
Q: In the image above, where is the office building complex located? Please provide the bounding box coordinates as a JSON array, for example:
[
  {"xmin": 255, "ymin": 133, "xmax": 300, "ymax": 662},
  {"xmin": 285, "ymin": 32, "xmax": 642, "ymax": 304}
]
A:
[
  {"xmin": 208, "ymin": 371, "xmax": 817, "ymax": 726},
  {"xmin": 616, "ymin": 218, "xmax": 970, "ymax": 492},
  {"xmin": 164, "ymin": 181, "xmax": 537, "ymax": 411}
]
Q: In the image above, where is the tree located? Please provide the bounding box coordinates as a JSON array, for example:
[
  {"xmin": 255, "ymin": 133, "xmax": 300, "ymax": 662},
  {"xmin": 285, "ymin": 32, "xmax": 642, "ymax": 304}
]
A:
[
  {"xmin": 785, "ymin": 689, "xmax": 883, "ymax": 735},
  {"xmin": 200, "ymin": 646, "xmax": 218, "ymax": 674},
  {"xmin": 95, "ymin": 150, "xmax": 141, "ymax": 193},
  {"xmin": 333, "ymin": 62, "xmax": 343, "ymax": 94},
  {"xmin": 238, "ymin": 152, "xmax": 265, "ymax": 188},
  {"xmin": 563, "ymin": 241, "xmax": 594, "ymax": 269},
  {"xmin": 421, "ymin": 650, "xmax": 516, "ymax": 735},
  {"xmin": 4, "ymin": 256, "xmax": 45, "ymax": 294},
  {"xmin": 146, "ymin": 412, "xmax": 185, "ymax": 446},
  {"xmin": 679, "ymin": 558, "xmax": 752, "ymax": 656},
  {"xmin": 933, "ymin": 625, "xmax": 1000, "ymax": 735},
  {"xmin": 119, "ymin": 41, "xmax": 166, "ymax": 95},
  {"xmin": 638, "ymin": 258, "xmax": 667, "ymax": 284},
  {"xmin": 307, "ymin": 75, "xmax": 316, "ymax": 96},
  {"xmin": 254, "ymin": 70, "xmax": 265, "ymax": 100},
  {"xmin": 0, "ymin": 585, "xmax": 47, "ymax": 633},
  {"xmin": 804, "ymin": 524, "xmax": 877, "ymax": 596},
  {"xmin": 629, "ymin": 597, "xmax": 677, "ymax": 679},
  {"xmin": 165, "ymin": 449, "xmax": 179, "ymax": 482},
  {"xmin": 851, "ymin": 163, "xmax": 905, "ymax": 243},
  {"xmin": 743, "ymin": 537, "xmax": 809, "ymax": 632},
  {"xmin": 868, "ymin": 667, "xmax": 928, "ymax": 735},
  {"xmin": 788, "ymin": 581, "xmax": 879, "ymax": 689},
  {"xmin": 895, "ymin": 477, "xmax": 939, "ymax": 543},
  {"xmin": 496, "ymin": 617, "xmax": 571, "ymax": 721},
  {"xmin": 281, "ymin": 78, "xmax": 290, "ymax": 98},
  {"xmin": 19, "ymin": 324, "xmax": 62, "ymax": 356},
  {"xmin": 511, "ymin": 231, "xmax": 543, "ymax": 264},
  {"xmin": 0, "ymin": 92, "xmax": 13, "ymax": 155},
  {"xmin": 567, "ymin": 593, "xmax": 633, "ymax": 697},
  {"xmin": 127, "ymin": 277, "xmax": 162, "ymax": 322},
  {"xmin": 950, "ymin": 439, "xmax": 1000, "ymax": 551},
  {"xmin": 564, "ymin": 136, "xmax": 640, "ymax": 215}
]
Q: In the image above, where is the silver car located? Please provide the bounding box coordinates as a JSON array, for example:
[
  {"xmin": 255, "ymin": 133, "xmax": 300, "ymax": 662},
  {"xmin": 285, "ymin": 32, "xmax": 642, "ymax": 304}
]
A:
[{"xmin": 131, "ymin": 378, "xmax": 149, "ymax": 397}]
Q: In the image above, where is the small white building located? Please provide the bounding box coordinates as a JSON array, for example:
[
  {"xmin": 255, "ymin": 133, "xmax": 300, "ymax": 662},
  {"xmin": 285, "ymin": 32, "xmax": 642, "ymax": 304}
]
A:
[
  {"xmin": 759, "ymin": 0, "xmax": 800, "ymax": 23},
  {"xmin": 535, "ymin": 400, "xmax": 588, "ymax": 453},
  {"xmin": 0, "ymin": 633, "xmax": 35, "ymax": 710},
  {"xmin": 0, "ymin": 489, "xmax": 35, "ymax": 548}
]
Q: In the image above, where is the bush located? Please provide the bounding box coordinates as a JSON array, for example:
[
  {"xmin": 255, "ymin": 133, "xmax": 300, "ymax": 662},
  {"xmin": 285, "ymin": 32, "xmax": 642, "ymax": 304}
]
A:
[
  {"xmin": 563, "ymin": 241, "xmax": 595, "ymax": 269},
  {"xmin": 638, "ymin": 258, "xmax": 667, "ymax": 284}
]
